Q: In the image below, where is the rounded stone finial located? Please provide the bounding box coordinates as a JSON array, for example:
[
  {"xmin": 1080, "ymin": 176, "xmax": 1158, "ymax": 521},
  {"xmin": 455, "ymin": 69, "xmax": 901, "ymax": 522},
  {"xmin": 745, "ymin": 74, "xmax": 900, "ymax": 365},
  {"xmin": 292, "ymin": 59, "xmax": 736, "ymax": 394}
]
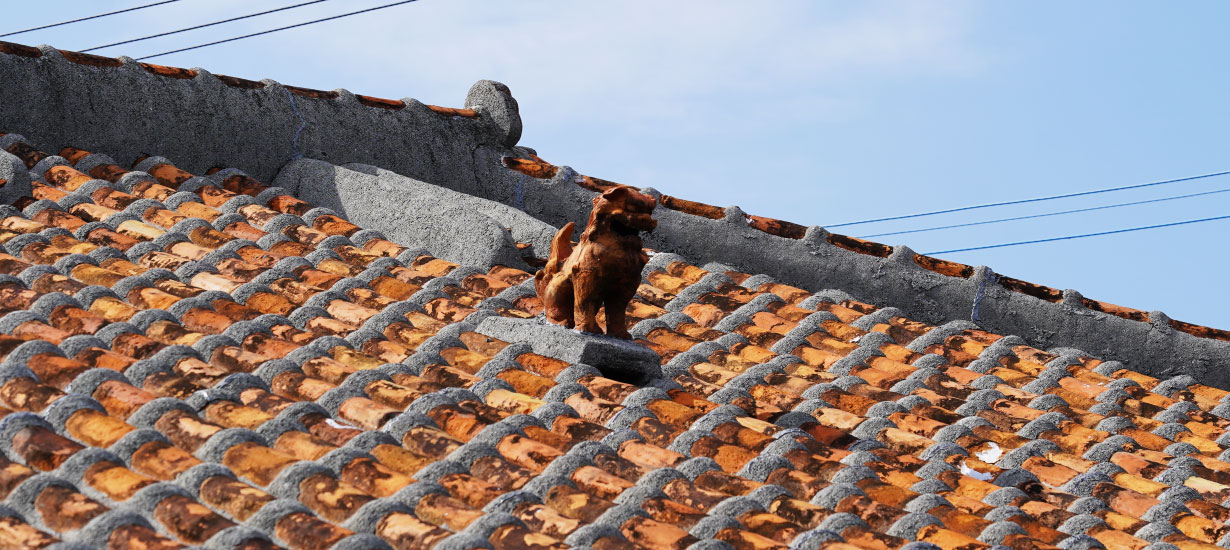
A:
[{"xmin": 466, "ymin": 80, "xmax": 522, "ymax": 147}]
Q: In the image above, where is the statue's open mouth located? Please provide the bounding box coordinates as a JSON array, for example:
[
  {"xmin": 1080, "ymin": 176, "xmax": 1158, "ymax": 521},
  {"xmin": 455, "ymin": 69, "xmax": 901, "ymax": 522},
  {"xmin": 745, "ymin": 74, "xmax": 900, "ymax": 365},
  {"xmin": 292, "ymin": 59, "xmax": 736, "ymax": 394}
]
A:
[{"xmin": 611, "ymin": 213, "xmax": 656, "ymax": 235}]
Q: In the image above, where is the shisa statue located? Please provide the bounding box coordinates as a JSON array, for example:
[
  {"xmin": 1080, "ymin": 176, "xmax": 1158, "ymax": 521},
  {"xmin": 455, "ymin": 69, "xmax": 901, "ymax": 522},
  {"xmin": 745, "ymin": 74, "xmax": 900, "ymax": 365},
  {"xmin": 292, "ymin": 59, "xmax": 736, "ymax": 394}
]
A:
[{"xmin": 534, "ymin": 186, "xmax": 657, "ymax": 339}]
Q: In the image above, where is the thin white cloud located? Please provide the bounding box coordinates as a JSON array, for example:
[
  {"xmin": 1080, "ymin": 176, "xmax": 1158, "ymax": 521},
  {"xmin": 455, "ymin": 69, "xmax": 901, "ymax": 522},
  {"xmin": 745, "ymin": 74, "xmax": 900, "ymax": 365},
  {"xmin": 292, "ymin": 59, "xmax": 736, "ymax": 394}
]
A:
[
  {"xmin": 122, "ymin": 1, "xmax": 983, "ymax": 127},
  {"xmin": 109, "ymin": 0, "xmax": 984, "ymax": 204},
  {"xmin": 313, "ymin": 0, "xmax": 984, "ymax": 127}
]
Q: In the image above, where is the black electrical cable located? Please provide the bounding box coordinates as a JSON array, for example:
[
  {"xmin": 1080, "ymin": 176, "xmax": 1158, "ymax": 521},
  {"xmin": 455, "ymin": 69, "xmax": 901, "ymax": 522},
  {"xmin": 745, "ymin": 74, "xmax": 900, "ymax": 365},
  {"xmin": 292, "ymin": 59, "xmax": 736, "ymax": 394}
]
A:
[
  {"xmin": 925, "ymin": 214, "xmax": 1230, "ymax": 255},
  {"xmin": 136, "ymin": 0, "xmax": 420, "ymax": 60},
  {"xmin": 1, "ymin": 0, "xmax": 185, "ymax": 38},
  {"xmin": 84, "ymin": 0, "xmax": 333, "ymax": 53},
  {"xmin": 828, "ymin": 170, "xmax": 1230, "ymax": 228},
  {"xmin": 860, "ymin": 186, "xmax": 1230, "ymax": 239}
]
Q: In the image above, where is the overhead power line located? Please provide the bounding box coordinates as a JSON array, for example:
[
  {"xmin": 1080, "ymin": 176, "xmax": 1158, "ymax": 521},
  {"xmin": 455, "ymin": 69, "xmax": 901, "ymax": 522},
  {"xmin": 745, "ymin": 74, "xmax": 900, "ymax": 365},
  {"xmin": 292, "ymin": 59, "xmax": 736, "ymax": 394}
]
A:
[
  {"xmin": 860, "ymin": 186, "xmax": 1230, "ymax": 239},
  {"xmin": 0, "ymin": 0, "xmax": 184, "ymax": 38},
  {"xmin": 924, "ymin": 214, "xmax": 1230, "ymax": 255},
  {"xmin": 828, "ymin": 170, "xmax": 1230, "ymax": 228},
  {"xmin": 84, "ymin": 0, "xmax": 333, "ymax": 53},
  {"xmin": 137, "ymin": 0, "xmax": 420, "ymax": 60}
]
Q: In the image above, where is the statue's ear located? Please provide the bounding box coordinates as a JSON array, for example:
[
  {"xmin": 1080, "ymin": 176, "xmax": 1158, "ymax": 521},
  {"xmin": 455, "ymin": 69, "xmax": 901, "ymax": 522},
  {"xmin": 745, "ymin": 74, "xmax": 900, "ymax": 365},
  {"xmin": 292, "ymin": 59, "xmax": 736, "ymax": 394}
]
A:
[{"xmin": 602, "ymin": 186, "xmax": 632, "ymax": 200}]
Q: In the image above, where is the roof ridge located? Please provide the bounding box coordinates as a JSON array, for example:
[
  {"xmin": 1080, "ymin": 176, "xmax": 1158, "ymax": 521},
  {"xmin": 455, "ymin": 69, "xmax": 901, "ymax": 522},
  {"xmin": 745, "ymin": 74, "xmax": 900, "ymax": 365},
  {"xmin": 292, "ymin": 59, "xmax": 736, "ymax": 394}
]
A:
[
  {"xmin": 500, "ymin": 156, "xmax": 1230, "ymax": 346},
  {"xmin": 0, "ymin": 40, "xmax": 477, "ymax": 117}
]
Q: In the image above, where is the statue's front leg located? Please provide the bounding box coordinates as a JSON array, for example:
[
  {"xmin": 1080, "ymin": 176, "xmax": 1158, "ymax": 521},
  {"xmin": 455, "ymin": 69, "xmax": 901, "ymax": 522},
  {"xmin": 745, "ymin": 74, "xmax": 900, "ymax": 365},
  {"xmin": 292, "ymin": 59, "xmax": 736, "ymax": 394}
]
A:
[
  {"xmin": 572, "ymin": 270, "xmax": 603, "ymax": 334},
  {"xmin": 605, "ymin": 300, "xmax": 631, "ymax": 339}
]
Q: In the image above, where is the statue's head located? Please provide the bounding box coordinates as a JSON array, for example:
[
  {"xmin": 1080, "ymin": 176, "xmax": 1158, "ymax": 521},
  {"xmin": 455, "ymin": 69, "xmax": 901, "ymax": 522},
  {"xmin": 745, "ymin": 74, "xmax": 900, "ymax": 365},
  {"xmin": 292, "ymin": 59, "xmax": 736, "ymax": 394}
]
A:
[{"xmin": 591, "ymin": 186, "xmax": 657, "ymax": 236}]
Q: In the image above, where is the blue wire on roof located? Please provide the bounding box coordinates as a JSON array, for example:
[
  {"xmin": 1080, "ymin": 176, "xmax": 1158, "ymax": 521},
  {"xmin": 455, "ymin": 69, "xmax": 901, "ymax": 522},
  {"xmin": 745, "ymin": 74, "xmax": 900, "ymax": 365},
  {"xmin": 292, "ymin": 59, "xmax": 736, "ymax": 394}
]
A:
[{"xmin": 283, "ymin": 87, "xmax": 307, "ymax": 160}]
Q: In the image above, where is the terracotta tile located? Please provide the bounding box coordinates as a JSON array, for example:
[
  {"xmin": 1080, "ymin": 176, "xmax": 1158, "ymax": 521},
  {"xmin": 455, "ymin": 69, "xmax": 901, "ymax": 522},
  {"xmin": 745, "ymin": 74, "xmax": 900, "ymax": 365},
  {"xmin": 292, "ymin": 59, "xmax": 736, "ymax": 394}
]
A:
[
  {"xmin": 218, "ymin": 441, "xmax": 299, "ymax": 486},
  {"xmin": 28, "ymin": 273, "xmax": 86, "ymax": 295},
  {"xmin": 372, "ymin": 513, "xmax": 450, "ymax": 550},
  {"xmin": 331, "ymin": 396, "xmax": 395, "ymax": 430},
  {"xmin": 35, "ymin": 484, "xmax": 108, "ymax": 532},
  {"xmin": 141, "ymin": 371, "xmax": 206, "ymax": 400},
  {"xmin": 130, "ymin": 439, "xmax": 201, "ymax": 480},
  {"xmin": 294, "ymin": 472, "xmax": 374, "ymax": 522},
  {"xmin": 26, "ymin": 354, "xmax": 90, "ymax": 389},
  {"xmin": 150, "ymin": 409, "xmax": 221, "ymax": 451},
  {"xmin": 102, "ymin": 524, "xmax": 183, "ymax": 550},
  {"xmin": 10, "ymin": 425, "xmax": 83, "ymax": 471},
  {"xmin": 22, "ymin": 185, "xmax": 59, "ymax": 207},
  {"xmin": 274, "ymin": 511, "xmax": 353, "ymax": 550},
  {"xmin": 194, "ymin": 475, "xmax": 273, "ymax": 523},
  {"xmin": 197, "ymin": 403, "xmax": 269, "ymax": 434},
  {"xmin": 77, "ymin": 460, "xmax": 153, "ymax": 502},
  {"xmin": 1187, "ymin": 498, "xmax": 1230, "ymax": 523},
  {"xmin": 492, "ymin": 432, "xmax": 563, "ymax": 473},
  {"xmin": 29, "ymin": 209, "xmax": 84, "ymax": 233},
  {"xmin": 367, "ymin": 440, "xmax": 433, "ymax": 473},
  {"xmin": 1086, "ymin": 527, "xmax": 1149, "ymax": 550},
  {"xmin": 0, "ymin": 378, "xmax": 59, "ymax": 413},
  {"xmin": 42, "ymin": 165, "xmax": 95, "ymax": 191},
  {"xmin": 481, "ymin": 388, "xmax": 543, "ymax": 415},
  {"xmin": 416, "ymin": 492, "xmax": 484, "ymax": 530},
  {"xmin": 152, "ymin": 494, "xmax": 235, "ymax": 543},
  {"xmin": 64, "ymin": 409, "xmax": 134, "ymax": 447},
  {"xmin": 0, "ymin": 456, "xmax": 32, "ymax": 505},
  {"xmin": 76, "ymin": 346, "xmax": 138, "ymax": 372},
  {"xmin": 538, "ymin": 484, "xmax": 611, "ymax": 524}
]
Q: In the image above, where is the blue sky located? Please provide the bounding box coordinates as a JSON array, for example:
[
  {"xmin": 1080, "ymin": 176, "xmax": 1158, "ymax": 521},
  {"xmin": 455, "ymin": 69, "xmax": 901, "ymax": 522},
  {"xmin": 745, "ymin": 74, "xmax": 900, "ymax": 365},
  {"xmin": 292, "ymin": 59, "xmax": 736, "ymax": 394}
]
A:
[{"xmin": 7, "ymin": 1, "xmax": 1230, "ymax": 328}]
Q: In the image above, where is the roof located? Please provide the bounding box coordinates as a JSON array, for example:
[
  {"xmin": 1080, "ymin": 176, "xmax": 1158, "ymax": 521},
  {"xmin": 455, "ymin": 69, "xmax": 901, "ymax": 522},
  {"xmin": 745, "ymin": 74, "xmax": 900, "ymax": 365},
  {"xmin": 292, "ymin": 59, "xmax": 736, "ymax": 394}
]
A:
[{"xmin": 0, "ymin": 40, "xmax": 1227, "ymax": 550}]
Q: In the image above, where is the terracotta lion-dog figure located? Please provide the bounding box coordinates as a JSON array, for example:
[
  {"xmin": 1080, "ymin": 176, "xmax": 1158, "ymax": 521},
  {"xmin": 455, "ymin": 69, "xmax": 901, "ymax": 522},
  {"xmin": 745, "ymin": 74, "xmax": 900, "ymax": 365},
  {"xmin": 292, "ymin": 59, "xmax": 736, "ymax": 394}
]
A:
[{"xmin": 535, "ymin": 186, "xmax": 657, "ymax": 339}]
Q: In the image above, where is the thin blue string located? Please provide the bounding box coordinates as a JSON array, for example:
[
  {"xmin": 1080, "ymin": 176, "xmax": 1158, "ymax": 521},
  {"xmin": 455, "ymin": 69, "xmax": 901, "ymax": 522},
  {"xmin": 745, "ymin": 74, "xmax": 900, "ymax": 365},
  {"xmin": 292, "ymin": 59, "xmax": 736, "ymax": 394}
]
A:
[
  {"xmin": 971, "ymin": 268, "xmax": 998, "ymax": 322},
  {"xmin": 283, "ymin": 87, "xmax": 306, "ymax": 160}
]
